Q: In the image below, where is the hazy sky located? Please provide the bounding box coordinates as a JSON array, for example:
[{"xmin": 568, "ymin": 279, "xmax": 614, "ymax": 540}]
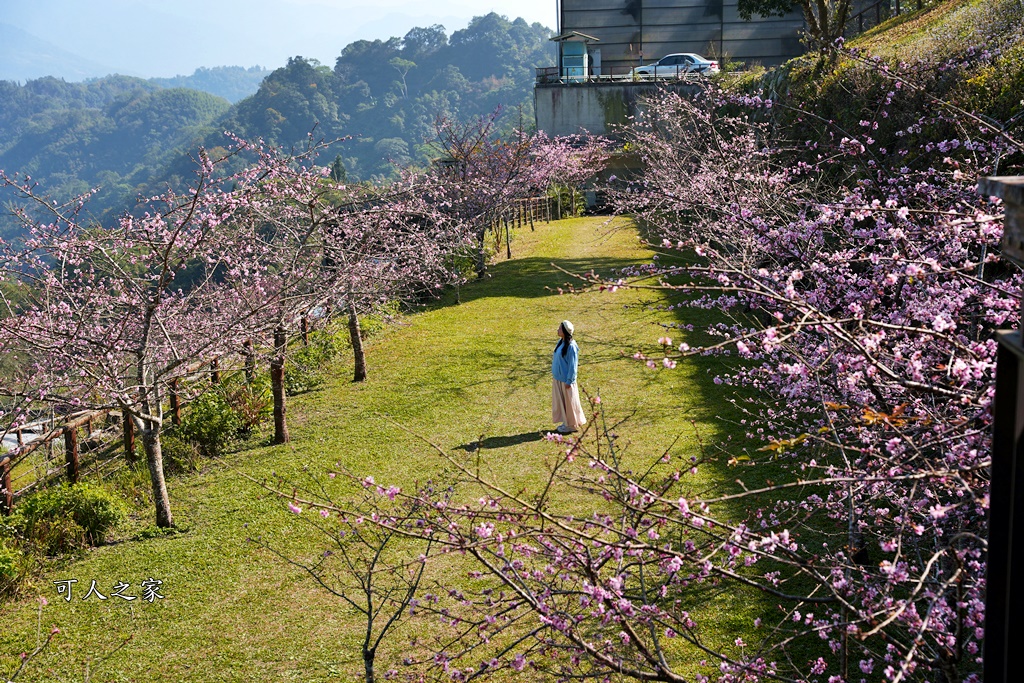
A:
[{"xmin": 4, "ymin": 0, "xmax": 558, "ymax": 77}]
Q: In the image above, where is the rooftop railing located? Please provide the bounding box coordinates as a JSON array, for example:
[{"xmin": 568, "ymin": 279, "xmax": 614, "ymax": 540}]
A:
[{"xmin": 536, "ymin": 64, "xmax": 720, "ymax": 85}]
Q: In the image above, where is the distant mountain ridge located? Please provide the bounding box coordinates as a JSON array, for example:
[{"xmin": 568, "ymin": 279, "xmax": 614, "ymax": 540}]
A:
[
  {"xmin": 149, "ymin": 66, "xmax": 273, "ymax": 103},
  {"xmin": 0, "ymin": 75, "xmax": 230, "ymax": 238},
  {"xmin": 0, "ymin": 13, "xmax": 554, "ymax": 239},
  {"xmin": 0, "ymin": 22, "xmax": 118, "ymax": 81},
  {"xmin": 0, "ymin": 22, "xmax": 270, "ymax": 103}
]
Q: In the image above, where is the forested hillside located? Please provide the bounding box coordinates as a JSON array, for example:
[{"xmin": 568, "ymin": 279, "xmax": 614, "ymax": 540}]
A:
[
  {"xmin": 221, "ymin": 14, "xmax": 553, "ymax": 179},
  {"xmin": 0, "ymin": 77, "xmax": 230, "ymax": 238},
  {"xmin": 149, "ymin": 66, "xmax": 272, "ymax": 103},
  {"xmin": 0, "ymin": 13, "xmax": 553, "ymax": 237}
]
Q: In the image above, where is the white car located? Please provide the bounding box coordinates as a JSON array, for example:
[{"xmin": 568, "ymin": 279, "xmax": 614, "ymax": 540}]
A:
[{"xmin": 631, "ymin": 53, "xmax": 720, "ymax": 77}]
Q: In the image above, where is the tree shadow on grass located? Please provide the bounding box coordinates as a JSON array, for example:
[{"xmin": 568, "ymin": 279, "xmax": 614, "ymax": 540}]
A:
[
  {"xmin": 428, "ymin": 256, "xmax": 643, "ymax": 308},
  {"xmin": 454, "ymin": 431, "xmax": 545, "ymax": 452}
]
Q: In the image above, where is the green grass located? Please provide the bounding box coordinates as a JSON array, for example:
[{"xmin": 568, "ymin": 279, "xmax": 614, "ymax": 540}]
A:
[
  {"xmin": 852, "ymin": 0, "xmax": 1020, "ymax": 61},
  {"xmin": 0, "ymin": 216, "xmax": 767, "ymax": 682}
]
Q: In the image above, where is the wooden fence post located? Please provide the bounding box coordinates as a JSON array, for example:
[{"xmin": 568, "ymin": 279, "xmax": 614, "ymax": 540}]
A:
[
  {"xmin": 529, "ymin": 198, "xmax": 535, "ymax": 231},
  {"xmin": 47, "ymin": 413, "xmax": 54, "ymax": 463},
  {"xmin": 170, "ymin": 379, "xmax": 182, "ymax": 426},
  {"xmin": 65, "ymin": 426, "xmax": 79, "ymax": 484},
  {"xmin": 1, "ymin": 456, "xmax": 11, "ymax": 515},
  {"xmin": 124, "ymin": 411, "xmax": 136, "ymax": 465}
]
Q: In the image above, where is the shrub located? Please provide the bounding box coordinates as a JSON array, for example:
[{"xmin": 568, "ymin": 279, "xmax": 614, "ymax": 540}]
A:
[
  {"xmin": 109, "ymin": 461, "xmax": 153, "ymax": 507},
  {"xmin": 14, "ymin": 483, "xmax": 126, "ymax": 554},
  {"xmin": 359, "ymin": 300, "xmax": 399, "ymax": 337},
  {"xmin": 159, "ymin": 432, "xmax": 202, "ymax": 474},
  {"xmin": 178, "ymin": 390, "xmax": 240, "ymax": 457},
  {"xmin": 0, "ymin": 541, "xmax": 25, "ymax": 597},
  {"xmin": 285, "ymin": 327, "xmax": 344, "ymax": 395},
  {"xmin": 223, "ymin": 374, "xmax": 272, "ymax": 436}
]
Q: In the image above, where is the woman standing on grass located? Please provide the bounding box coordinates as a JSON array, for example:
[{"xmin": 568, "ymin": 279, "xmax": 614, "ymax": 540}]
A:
[{"xmin": 552, "ymin": 320, "xmax": 586, "ymax": 434}]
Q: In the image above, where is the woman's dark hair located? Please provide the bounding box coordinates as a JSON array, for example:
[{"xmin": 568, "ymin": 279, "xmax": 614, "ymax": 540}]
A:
[{"xmin": 555, "ymin": 323, "xmax": 573, "ymax": 357}]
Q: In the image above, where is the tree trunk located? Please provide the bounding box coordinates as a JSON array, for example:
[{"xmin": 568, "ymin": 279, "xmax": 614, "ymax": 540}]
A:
[
  {"xmin": 1, "ymin": 456, "xmax": 12, "ymax": 515},
  {"xmin": 142, "ymin": 426, "xmax": 174, "ymax": 528},
  {"xmin": 348, "ymin": 299, "xmax": 367, "ymax": 382},
  {"xmin": 271, "ymin": 325, "xmax": 289, "ymax": 444},
  {"xmin": 475, "ymin": 228, "xmax": 487, "ymax": 279},
  {"xmin": 244, "ymin": 339, "xmax": 256, "ymax": 383},
  {"xmin": 124, "ymin": 411, "xmax": 136, "ymax": 465},
  {"xmin": 169, "ymin": 379, "xmax": 182, "ymax": 426},
  {"xmin": 363, "ymin": 648, "xmax": 376, "ymax": 683}
]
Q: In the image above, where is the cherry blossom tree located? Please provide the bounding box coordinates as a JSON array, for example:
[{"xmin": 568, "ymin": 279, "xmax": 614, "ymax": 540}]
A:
[
  {"xmin": 430, "ymin": 110, "xmax": 536, "ymax": 280},
  {"xmin": 253, "ymin": 469, "xmax": 442, "ymax": 683},
  {"xmin": 322, "ymin": 173, "xmax": 468, "ymax": 383},
  {"xmin": 0, "ymin": 138, "xmax": 341, "ymax": 525},
  {"xmin": 208, "ymin": 136, "xmax": 346, "ymax": 444},
  {"xmin": 266, "ymin": 53, "xmax": 1021, "ymax": 683},
  {"xmin": 430, "ymin": 111, "xmax": 609, "ymax": 279},
  {"xmin": 529, "ymin": 131, "xmax": 612, "ymax": 219},
  {"xmin": 585, "ymin": 58, "xmax": 1021, "ymax": 682}
]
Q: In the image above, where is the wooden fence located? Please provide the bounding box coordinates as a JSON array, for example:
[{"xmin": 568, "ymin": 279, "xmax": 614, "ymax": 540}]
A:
[
  {"xmin": 0, "ymin": 197, "xmax": 572, "ymax": 513},
  {"xmin": 1, "ymin": 408, "xmax": 118, "ymax": 514},
  {"xmin": 0, "ymin": 358, "xmax": 225, "ymax": 515},
  {"xmin": 489, "ymin": 196, "xmax": 562, "ymax": 259}
]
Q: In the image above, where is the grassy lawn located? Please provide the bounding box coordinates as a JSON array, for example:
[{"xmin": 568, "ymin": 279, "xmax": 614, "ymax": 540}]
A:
[{"xmin": 0, "ymin": 216, "xmax": 766, "ymax": 682}]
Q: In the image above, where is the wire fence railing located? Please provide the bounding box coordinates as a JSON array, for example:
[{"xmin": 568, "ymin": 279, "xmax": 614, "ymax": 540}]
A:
[
  {"xmin": 845, "ymin": 0, "xmax": 929, "ymax": 36},
  {"xmin": 0, "ymin": 359, "xmax": 225, "ymax": 514},
  {"xmin": 536, "ymin": 65, "xmax": 721, "ymax": 85}
]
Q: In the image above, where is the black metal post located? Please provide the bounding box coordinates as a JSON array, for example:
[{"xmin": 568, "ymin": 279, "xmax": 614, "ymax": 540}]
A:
[
  {"xmin": 989, "ymin": 331, "xmax": 1024, "ymax": 683},
  {"xmin": 984, "ymin": 176, "xmax": 1024, "ymax": 683}
]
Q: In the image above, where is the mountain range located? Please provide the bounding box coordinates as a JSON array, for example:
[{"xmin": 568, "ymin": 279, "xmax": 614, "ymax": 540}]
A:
[
  {"xmin": 0, "ymin": 14, "xmax": 556, "ymax": 239},
  {"xmin": 0, "ymin": 23, "xmax": 117, "ymax": 82}
]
